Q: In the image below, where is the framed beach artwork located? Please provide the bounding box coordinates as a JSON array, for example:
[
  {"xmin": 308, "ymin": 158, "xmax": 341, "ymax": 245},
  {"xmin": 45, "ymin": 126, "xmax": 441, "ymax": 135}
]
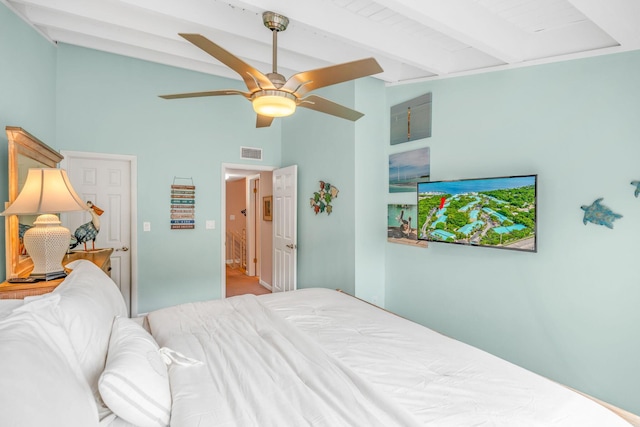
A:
[
  {"xmin": 387, "ymin": 204, "xmax": 427, "ymax": 247},
  {"xmin": 389, "ymin": 146, "xmax": 430, "ymax": 193}
]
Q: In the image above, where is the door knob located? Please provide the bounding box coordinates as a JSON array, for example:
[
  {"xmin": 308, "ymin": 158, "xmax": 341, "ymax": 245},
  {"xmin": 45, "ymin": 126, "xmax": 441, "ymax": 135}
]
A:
[
  {"xmin": 115, "ymin": 246, "xmax": 129, "ymax": 252},
  {"xmin": 286, "ymin": 244, "xmax": 297, "ymax": 249}
]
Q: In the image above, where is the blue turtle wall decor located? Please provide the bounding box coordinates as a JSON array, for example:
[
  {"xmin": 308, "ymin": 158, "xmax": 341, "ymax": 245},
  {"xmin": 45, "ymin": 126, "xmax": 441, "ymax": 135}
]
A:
[
  {"xmin": 631, "ymin": 180, "xmax": 640, "ymax": 198},
  {"xmin": 580, "ymin": 198, "xmax": 622, "ymax": 229}
]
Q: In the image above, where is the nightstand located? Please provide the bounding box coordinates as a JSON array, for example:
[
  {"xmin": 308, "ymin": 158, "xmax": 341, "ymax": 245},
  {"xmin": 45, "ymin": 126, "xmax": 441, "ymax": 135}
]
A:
[{"xmin": 0, "ymin": 248, "xmax": 113, "ymax": 299}]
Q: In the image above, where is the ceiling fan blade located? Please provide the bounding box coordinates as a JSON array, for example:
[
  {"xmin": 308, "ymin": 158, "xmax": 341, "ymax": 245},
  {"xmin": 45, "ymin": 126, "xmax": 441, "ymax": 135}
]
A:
[
  {"xmin": 282, "ymin": 58, "xmax": 383, "ymax": 97},
  {"xmin": 179, "ymin": 33, "xmax": 275, "ymax": 92},
  {"xmin": 159, "ymin": 90, "xmax": 250, "ymax": 100},
  {"xmin": 256, "ymin": 115, "xmax": 275, "ymax": 128},
  {"xmin": 297, "ymin": 95, "xmax": 364, "ymax": 122}
]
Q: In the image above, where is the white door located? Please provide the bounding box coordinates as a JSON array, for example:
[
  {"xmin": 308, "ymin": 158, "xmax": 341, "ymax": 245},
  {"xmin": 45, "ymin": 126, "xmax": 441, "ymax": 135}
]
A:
[
  {"xmin": 61, "ymin": 152, "xmax": 135, "ymax": 315},
  {"xmin": 272, "ymin": 165, "xmax": 297, "ymax": 293}
]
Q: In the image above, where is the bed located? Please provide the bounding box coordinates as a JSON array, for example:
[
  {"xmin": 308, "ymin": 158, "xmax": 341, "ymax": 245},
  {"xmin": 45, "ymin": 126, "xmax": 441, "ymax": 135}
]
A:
[{"xmin": 0, "ymin": 260, "xmax": 638, "ymax": 427}]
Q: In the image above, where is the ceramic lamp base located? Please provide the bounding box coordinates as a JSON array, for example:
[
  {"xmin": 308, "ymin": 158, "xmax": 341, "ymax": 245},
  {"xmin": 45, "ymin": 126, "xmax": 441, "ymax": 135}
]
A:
[{"xmin": 23, "ymin": 214, "xmax": 70, "ymax": 281}]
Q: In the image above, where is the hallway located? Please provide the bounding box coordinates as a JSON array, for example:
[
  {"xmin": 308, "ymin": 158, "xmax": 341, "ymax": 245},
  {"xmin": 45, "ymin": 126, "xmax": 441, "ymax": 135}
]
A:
[{"xmin": 226, "ymin": 266, "xmax": 271, "ymax": 297}]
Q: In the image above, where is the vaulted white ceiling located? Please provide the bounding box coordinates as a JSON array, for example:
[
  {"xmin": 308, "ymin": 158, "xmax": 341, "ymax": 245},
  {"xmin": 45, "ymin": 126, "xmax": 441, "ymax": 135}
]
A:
[{"xmin": 4, "ymin": 0, "xmax": 639, "ymax": 85}]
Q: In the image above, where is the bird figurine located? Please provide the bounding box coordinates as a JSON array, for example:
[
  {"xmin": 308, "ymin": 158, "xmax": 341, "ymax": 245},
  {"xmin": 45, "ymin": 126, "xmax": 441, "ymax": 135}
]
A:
[
  {"xmin": 69, "ymin": 201, "xmax": 104, "ymax": 251},
  {"xmin": 631, "ymin": 180, "xmax": 640, "ymax": 198}
]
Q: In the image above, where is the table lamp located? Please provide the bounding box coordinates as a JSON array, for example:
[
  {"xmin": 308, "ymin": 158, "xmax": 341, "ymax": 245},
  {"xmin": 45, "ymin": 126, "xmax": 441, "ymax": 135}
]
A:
[{"xmin": 1, "ymin": 168, "xmax": 88, "ymax": 280}]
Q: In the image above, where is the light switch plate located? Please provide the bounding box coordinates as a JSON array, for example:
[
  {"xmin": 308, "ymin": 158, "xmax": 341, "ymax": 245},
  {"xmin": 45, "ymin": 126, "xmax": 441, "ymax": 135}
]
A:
[{"xmin": 206, "ymin": 220, "xmax": 215, "ymax": 229}]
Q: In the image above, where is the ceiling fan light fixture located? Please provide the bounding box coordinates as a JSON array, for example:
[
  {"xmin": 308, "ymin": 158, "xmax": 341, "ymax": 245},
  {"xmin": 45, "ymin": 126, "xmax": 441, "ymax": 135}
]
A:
[
  {"xmin": 162, "ymin": 12, "xmax": 382, "ymax": 127},
  {"xmin": 252, "ymin": 90, "xmax": 296, "ymax": 117}
]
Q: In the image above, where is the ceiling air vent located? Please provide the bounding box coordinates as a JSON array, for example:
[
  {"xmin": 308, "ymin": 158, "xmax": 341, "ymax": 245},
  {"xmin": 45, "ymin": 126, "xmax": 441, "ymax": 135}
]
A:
[{"xmin": 241, "ymin": 146, "xmax": 263, "ymax": 160}]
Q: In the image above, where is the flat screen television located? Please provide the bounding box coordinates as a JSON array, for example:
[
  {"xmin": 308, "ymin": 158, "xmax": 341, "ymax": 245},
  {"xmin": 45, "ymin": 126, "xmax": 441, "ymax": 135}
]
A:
[{"xmin": 417, "ymin": 175, "xmax": 537, "ymax": 252}]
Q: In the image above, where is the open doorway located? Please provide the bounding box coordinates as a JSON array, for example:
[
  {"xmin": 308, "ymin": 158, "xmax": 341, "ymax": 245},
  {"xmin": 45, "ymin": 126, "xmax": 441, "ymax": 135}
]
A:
[{"xmin": 221, "ymin": 164, "xmax": 275, "ymax": 298}]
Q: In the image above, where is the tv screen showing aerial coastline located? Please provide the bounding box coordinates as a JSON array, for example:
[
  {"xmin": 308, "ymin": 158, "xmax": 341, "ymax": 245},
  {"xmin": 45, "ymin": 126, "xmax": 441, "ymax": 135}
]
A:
[{"xmin": 417, "ymin": 175, "xmax": 537, "ymax": 252}]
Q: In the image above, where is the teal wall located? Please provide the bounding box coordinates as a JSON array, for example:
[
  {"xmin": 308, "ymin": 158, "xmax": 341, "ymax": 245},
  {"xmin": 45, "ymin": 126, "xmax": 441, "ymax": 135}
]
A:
[
  {"xmin": 354, "ymin": 77, "xmax": 387, "ymax": 305},
  {"xmin": 279, "ymin": 76, "xmax": 387, "ymax": 301},
  {"xmin": 54, "ymin": 44, "xmax": 282, "ymax": 313},
  {"xmin": 3, "ymin": 2, "xmax": 640, "ymax": 416},
  {"xmin": 383, "ymin": 51, "xmax": 640, "ymax": 414},
  {"xmin": 281, "ymin": 84, "xmax": 357, "ymax": 294},
  {"xmin": 0, "ymin": 3, "xmax": 57, "ymax": 280}
]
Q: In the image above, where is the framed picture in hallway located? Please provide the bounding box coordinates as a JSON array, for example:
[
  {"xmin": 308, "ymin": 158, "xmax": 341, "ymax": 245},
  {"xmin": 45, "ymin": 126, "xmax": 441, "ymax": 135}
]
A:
[{"xmin": 263, "ymin": 196, "xmax": 272, "ymax": 221}]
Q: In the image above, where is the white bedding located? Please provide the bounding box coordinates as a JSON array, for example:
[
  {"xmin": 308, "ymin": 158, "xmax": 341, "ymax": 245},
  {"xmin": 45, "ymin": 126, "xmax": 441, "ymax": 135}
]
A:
[
  {"xmin": 148, "ymin": 295, "xmax": 421, "ymax": 427},
  {"xmin": 148, "ymin": 289, "xmax": 632, "ymax": 427},
  {"xmin": 0, "ymin": 298, "xmax": 23, "ymax": 320}
]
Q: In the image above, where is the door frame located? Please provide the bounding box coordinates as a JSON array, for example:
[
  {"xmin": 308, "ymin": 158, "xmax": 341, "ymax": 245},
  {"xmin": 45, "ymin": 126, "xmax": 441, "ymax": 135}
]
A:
[
  {"xmin": 246, "ymin": 174, "xmax": 260, "ymax": 277},
  {"xmin": 221, "ymin": 163, "xmax": 276, "ymax": 299},
  {"xmin": 60, "ymin": 151, "xmax": 139, "ymax": 316}
]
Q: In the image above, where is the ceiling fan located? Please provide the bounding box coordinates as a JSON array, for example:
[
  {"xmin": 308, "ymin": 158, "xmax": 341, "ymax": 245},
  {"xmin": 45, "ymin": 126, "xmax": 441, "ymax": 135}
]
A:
[{"xmin": 159, "ymin": 11, "xmax": 383, "ymax": 128}]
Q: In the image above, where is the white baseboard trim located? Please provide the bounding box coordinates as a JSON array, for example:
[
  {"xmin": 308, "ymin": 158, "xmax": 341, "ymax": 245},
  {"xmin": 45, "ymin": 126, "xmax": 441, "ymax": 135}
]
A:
[{"xmin": 259, "ymin": 280, "xmax": 272, "ymax": 291}]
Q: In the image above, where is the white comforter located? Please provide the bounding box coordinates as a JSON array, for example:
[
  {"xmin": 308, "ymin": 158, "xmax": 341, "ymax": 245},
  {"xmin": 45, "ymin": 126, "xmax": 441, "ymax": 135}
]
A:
[
  {"xmin": 148, "ymin": 294, "xmax": 421, "ymax": 427},
  {"xmin": 148, "ymin": 289, "xmax": 632, "ymax": 427}
]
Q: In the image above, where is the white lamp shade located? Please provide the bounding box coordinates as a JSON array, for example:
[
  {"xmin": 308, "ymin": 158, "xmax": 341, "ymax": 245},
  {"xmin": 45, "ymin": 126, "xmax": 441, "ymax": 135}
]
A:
[{"xmin": 1, "ymin": 168, "xmax": 88, "ymax": 216}]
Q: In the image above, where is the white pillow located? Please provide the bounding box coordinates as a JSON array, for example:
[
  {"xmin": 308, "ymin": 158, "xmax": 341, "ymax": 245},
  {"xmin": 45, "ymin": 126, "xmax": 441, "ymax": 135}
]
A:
[
  {"xmin": 0, "ymin": 306, "xmax": 99, "ymax": 427},
  {"xmin": 99, "ymin": 316, "xmax": 171, "ymax": 427},
  {"xmin": 52, "ymin": 260, "xmax": 128, "ymax": 398}
]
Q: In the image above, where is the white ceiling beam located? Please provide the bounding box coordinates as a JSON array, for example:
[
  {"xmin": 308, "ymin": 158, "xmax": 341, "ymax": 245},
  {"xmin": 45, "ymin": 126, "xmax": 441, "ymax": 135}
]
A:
[
  {"xmin": 223, "ymin": 0, "xmax": 460, "ymax": 74},
  {"xmin": 118, "ymin": 0, "xmax": 436, "ymax": 80},
  {"xmin": 116, "ymin": 0, "xmax": 409, "ymax": 77},
  {"xmin": 11, "ymin": 0, "xmax": 266, "ymax": 46},
  {"xmin": 11, "ymin": 0, "xmax": 156, "ymax": 28},
  {"xmin": 8, "ymin": 0, "xmax": 634, "ymax": 86},
  {"xmin": 14, "ymin": 0, "xmax": 322, "ymax": 75},
  {"xmin": 371, "ymin": 0, "xmax": 527, "ymax": 64},
  {"xmin": 524, "ymin": 20, "xmax": 619, "ymax": 60},
  {"xmin": 12, "ymin": 0, "xmax": 277, "ymax": 63},
  {"xmin": 13, "ymin": 0, "xmax": 413, "ymax": 82},
  {"xmin": 566, "ymin": 0, "xmax": 640, "ymax": 49},
  {"xmin": 0, "ymin": 0, "xmax": 55, "ymax": 43},
  {"xmin": 19, "ymin": 5, "xmax": 277, "ymax": 72},
  {"xmin": 46, "ymin": 27, "xmax": 244, "ymax": 83},
  {"xmin": 115, "ymin": 0, "xmax": 270, "ymax": 42}
]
